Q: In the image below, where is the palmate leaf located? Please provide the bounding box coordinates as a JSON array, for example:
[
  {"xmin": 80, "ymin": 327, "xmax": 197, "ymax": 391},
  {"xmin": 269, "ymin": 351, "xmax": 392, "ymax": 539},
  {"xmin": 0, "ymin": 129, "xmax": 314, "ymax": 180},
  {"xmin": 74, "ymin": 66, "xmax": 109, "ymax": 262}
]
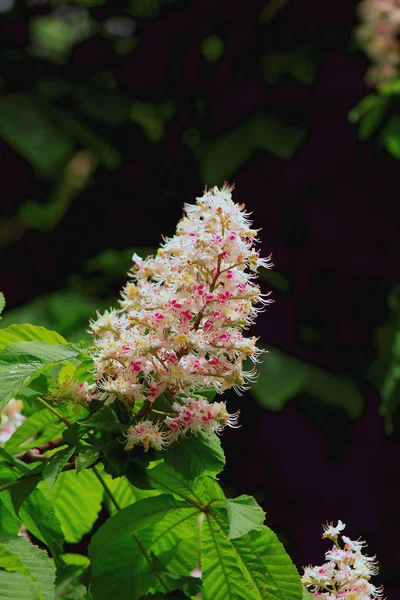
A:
[
  {"xmin": 0, "ymin": 571, "xmax": 41, "ymax": 600},
  {"xmin": 89, "ymin": 495, "xmax": 200, "ymax": 600},
  {"xmin": 38, "ymin": 470, "xmax": 103, "ymax": 544},
  {"xmin": 0, "ymin": 293, "xmax": 5, "ymax": 318},
  {"xmin": 19, "ymin": 488, "xmax": 64, "ymax": 557},
  {"xmin": 89, "ymin": 467, "xmax": 301, "ymax": 600},
  {"xmin": 4, "ymin": 410, "xmax": 63, "ymax": 455},
  {"xmin": 148, "ymin": 462, "xmax": 204, "ymax": 504},
  {"xmin": 0, "ymin": 324, "xmax": 67, "ymax": 352},
  {"xmin": 251, "ymin": 344, "xmax": 364, "ymax": 418},
  {"xmin": 0, "ymin": 533, "xmax": 56, "ymax": 600},
  {"xmin": 202, "ymin": 508, "xmax": 301, "ymax": 600},
  {"xmin": 226, "ymin": 495, "xmax": 265, "ymax": 539},
  {"xmin": 163, "ymin": 431, "xmax": 225, "ymax": 479},
  {"xmin": 101, "ymin": 471, "xmax": 162, "ymax": 516},
  {"xmin": 0, "ymin": 492, "xmax": 21, "ymax": 535},
  {"xmin": 42, "ymin": 447, "xmax": 76, "ymax": 491},
  {"xmin": 0, "ymin": 341, "xmax": 82, "ymax": 411}
]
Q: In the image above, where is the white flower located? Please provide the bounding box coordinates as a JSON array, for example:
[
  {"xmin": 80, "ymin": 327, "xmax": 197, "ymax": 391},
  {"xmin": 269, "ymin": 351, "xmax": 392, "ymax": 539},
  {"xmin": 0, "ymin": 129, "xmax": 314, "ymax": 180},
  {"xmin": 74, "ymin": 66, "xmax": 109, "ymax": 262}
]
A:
[
  {"xmin": 125, "ymin": 420, "xmax": 171, "ymax": 451},
  {"xmin": 0, "ymin": 399, "xmax": 25, "ymax": 443},
  {"xmin": 302, "ymin": 522, "xmax": 385, "ymax": 599},
  {"xmin": 322, "ymin": 520, "xmax": 346, "ymax": 539},
  {"xmin": 87, "ymin": 184, "xmax": 270, "ymax": 451}
]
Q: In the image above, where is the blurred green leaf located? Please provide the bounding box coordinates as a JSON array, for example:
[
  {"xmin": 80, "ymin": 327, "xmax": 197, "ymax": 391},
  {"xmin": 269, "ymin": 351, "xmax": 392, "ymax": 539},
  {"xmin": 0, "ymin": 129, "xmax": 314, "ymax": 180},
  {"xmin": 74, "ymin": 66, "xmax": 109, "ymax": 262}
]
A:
[
  {"xmin": 262, "ymin": 45, "xmax": 320, "ymax": 86},
  {"xmin": 54, "ymin": 109, "xmax": 121, "ymax": 170},
  {"xmin": 0, "ymin": 291, "xmax": 99, "ymax": 343},
  {"xmin": 368, "ymin": 284, "xmax": 400, "ymax": 433},
  {"xmin": 0, "ymin": 293, "xmax": 5, "ymax": 319},
  {"xmin": 197, "ymin": 114, "xmax": 306, "ymax": 184},
  {"xmin": 378, "ymin": 77, "xmax": 400, "ymax": 95},
  {"xmin": 252, "ymin": 345, "xmax": 364, "ymax": 418},
  {"xmin": 130, "ymin": 100, "xmax": 175, "ymax": 143},
  {"xmin": 130, "ymin": 0, "xmax": 162, "ymax": 19},
  {"xmin": 75, "ymin": 85, "xmax": 131, "ymax": 127},
  {"xmin": 382, "ymin": 115, "xmax": 400, "ymax": 159},
  {"xmin": 84, "ymin": 247, "xmax": 157, "ymax": 275},
  {"xmin": 0, "ymin": 94, "xmax": 73, "ymax": 178},
  {"xmin": 201, "ymin": 35, "xmax": 224, "ymax": 63}
]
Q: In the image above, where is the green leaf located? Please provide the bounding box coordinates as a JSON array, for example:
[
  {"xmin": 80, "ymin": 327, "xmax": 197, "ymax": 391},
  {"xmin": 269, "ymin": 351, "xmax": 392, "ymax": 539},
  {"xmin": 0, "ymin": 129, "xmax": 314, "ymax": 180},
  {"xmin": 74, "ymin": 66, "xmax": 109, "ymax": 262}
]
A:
[
  {"xmin": 4, "ymin": 410, "xmax": 61, "ymax": 455},
  {"xmin": 382, "ymin": 115, "xmax": 400, "ymax": 159},
  {"xmin": 42, "ymin": 447, "xmax": 75, "ymax": 490},
  {"xmin": 0, "ymin": 571, "xmax": 41, "ymax": 600},
  {"xmin": 0, "ymin": 545, "xmax": 31, "ymax": 576},
  {"xmin": 100, "ymin": 471, "xmax": 162, "ymax": 516},
  {"xmin": 0, "ymin": 533, "xmax": 56, "ymax": 600},
  {"xmin": 60, "ymin": 553, "xmax": 90, "ymax": 570},
  {"xmin": 19, "ymin": 488, "xmax": 64, "ymax": 556},
  {"xmin": 226, "ymin": 495, "xmax": 265, "ymax": 539},
  {"xmin": 38, "ymin": 470, "xmax": 103, "ymax": 544},
  {"xmin": 148, "ymin": 462, "xmax": 204, "ymax": 504},
  {"xmin": 0, "ymin": 447, "xmax": 31, "ymax": 474},
  {"xmin": 0, "ymin": 341, "xmax": 82, "ymax": 411},
  {"xmin": 163, "ymin": 431, "xmax": 225, "ymax": 479},
  {"xmin": 89, "ymin": 495, "xmax": 199, "ymax": 600},
  {"xmin": 302, "ymin": 588, "xmax": 314, "ymax": 599},
  {"xmin": 348, "ymin": 94, "xmax": 383, "ymax": 123},
  {"xmin": 0, "ymin": 94, "xmax": 73, "ymax": 178},
  {"xmin": 202, "ymin": 510, "xmax": 302, "ymax": 600},
  {"xmin": 79, "ymin": 406, "xmax": 121, "ymax": 431},
  {"xmin": 358, "ymin": 100, "xmax": 388, "ymax": 141},
  {"xmin": 0, "ymin": 493, "xmax": 21, "ymax": 535},
  {"xmin": 197, "ymin": 114, "xmax": 306, "ymax": 184},
  {"xmin": 251, "ymin": 345, "xmax": 364, "ymax": 418},
  {"xmin": 75, "ymin": 447, "xmax": 99, "ymax": 474},
  {"xmin": 201, "ymin": 35, "xmax": 224, "ymax": 63},
  {"xmin": 54, "ymin": 108, "xmax": 121, "ymax": 170},
  {"xmin": 0, "ymin": 293, "xmax": 5, "ymax": 318},
  {"xmin": 14, "ymin": 374, "xmax": 51, "ymax": 407},
  {"xmin": 10, "ymin": 477, "xmax": 42, "ymax": 516},
  {"xmin": 0, "ymin": 324, "xmax": 66, "ymax": 352}
]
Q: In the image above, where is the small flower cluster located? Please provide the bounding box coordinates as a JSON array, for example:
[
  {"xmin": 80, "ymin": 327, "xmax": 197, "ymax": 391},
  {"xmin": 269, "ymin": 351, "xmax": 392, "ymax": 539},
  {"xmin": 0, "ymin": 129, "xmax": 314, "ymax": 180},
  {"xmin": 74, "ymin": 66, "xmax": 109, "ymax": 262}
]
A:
[
  {"xmin": 54, "ymin": 377, "xmax": 93, "ymax": 410},
  {"xmin": 87, "ymin": 184, "xmax": 271, "ymax": 451},
  {"xmin": 302, "ymin": 521, "xmax": 385, "ymax": 599},
  {"xmin": 356, "ymin": 0, "xmax": 400, "ymax": 86},
  {"xmin": 0, "ymin": 399, "xmax": 25, "ymax": 444}
]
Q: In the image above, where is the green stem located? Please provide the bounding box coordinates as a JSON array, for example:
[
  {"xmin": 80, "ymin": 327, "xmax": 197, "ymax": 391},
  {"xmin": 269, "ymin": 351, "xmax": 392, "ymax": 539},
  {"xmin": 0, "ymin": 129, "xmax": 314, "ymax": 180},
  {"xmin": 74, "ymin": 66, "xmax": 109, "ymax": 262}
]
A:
[
  {"xmin": 36, "ymin": 397, "xmax": 72, "ymax": 427},
  {"xmin": 92, "ymin": 465, "xmax": 121, "ymax": 512},
  {"xmin": 150, "ymin": 409, "xmax": 175, "ymax": 417},
  {"xmin": 90, "ymin": 467, "xmax": 170, "ymax": 593},
  {"xmin": 0, "ymin": 461, "xmax": 76, "ymax": 494}
]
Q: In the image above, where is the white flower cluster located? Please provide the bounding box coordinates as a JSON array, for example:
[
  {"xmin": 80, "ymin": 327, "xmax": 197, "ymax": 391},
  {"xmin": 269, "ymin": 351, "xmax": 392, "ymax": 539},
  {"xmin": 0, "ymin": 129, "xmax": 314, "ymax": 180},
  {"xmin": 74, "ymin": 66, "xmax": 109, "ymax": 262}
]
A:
[
  {"xmin": 356, "ymin": 0, "xmax": 400, "ymax": 86},
  {"xmin": 302, "ymin": 521, "xmax": 385, "ymax": 600},
  {"xmin": 0, "ymin": 399, "xmax": 25, "ymax": 444},
  {"xmin": 88, "ymin": 184, "xmax": 271, "ymax": 451},
  {"xmin": 54, "ymin": 378, "xmax": 92, "ymax": 410}
]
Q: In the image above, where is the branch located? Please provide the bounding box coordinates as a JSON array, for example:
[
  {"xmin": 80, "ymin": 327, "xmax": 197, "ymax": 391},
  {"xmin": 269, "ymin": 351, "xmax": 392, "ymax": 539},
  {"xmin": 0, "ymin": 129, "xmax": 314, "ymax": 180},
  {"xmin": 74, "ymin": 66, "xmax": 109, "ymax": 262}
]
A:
[{"xmin": 15, "ymin": 438, "xmax": 65, "ymax": 463}]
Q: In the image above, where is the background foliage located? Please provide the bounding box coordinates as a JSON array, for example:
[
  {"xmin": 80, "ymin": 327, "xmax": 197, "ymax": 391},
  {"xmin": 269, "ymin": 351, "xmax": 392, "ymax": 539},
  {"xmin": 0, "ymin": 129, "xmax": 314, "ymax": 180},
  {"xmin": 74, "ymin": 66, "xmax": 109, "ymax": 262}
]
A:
[{"xmin": 1, "ymin": 0, "xmax": 400, "ymax": 595}]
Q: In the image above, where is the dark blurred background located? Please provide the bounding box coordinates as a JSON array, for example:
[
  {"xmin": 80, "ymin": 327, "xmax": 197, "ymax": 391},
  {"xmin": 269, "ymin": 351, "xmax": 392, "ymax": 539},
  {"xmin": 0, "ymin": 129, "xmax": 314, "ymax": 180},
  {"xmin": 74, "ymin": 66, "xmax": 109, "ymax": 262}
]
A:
[{"xmin": 1, "ymin": 0, "xmax": 400, "ymax": 593}]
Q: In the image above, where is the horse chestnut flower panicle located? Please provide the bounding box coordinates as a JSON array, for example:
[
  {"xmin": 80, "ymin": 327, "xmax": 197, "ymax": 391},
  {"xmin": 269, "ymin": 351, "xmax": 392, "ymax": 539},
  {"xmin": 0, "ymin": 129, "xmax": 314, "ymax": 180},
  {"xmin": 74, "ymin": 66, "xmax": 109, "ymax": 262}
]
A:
[
  {"xmin": 0, "ymin": 399, "xmax": 25, "ymax": 443},
  {"xmin": 356, "ymin": 0, "xmax": 400, "ymax": 86},
  {"xmin": 302, "ymin": 521, "xmax": 385, "ymax": 600},
  {"xmin": 89, "ymin": 184, "xmax": 272, "ymax": 451}
]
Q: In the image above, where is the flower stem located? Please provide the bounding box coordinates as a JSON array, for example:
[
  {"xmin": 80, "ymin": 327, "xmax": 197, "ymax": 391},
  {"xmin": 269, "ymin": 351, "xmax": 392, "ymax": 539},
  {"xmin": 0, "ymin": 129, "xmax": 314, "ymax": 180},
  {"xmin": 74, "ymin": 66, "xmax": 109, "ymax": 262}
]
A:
[
  {"xmin": 92, "ymin": 465, "xmax": 121, "ymax": 512},
  {"xmin": 36, "ymin": 397, "xmax": 72, "ymax": 427}
]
